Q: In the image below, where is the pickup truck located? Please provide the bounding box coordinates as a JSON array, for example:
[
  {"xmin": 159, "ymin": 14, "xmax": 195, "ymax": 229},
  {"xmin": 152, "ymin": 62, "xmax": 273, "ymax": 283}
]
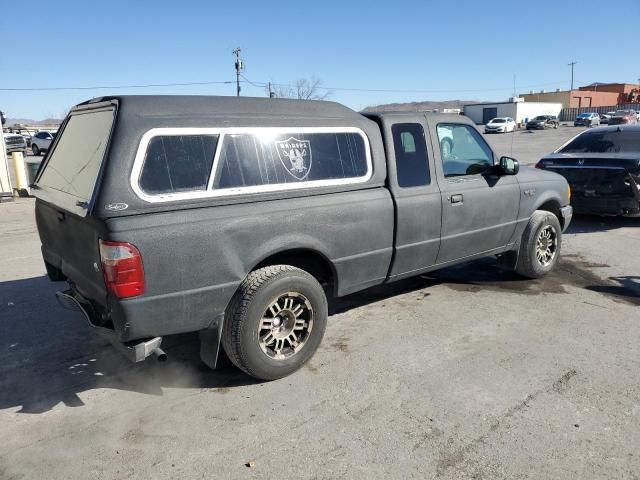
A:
[{"xmin": 33, "ymin": 96, "xmax": 573, "ymax": 381}]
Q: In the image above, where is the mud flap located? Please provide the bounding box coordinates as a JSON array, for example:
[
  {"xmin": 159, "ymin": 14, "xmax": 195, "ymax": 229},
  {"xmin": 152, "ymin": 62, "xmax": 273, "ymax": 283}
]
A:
[{"xmin": 199, "ymin": 314, "xmax": 225, "ymax": 369}]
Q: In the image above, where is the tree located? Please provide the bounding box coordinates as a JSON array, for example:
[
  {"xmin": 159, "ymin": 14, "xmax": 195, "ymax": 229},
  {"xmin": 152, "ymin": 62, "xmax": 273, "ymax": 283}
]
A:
[{"xmin": 268, "ymin": 77, "xmax": 332, "ymax": 100}]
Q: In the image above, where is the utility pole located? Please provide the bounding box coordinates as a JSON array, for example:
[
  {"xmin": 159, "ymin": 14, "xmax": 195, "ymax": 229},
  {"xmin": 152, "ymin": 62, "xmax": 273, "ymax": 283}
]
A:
[
  {"xmin": 568, "ymin": 61, "xmax": 577, "ymax": 91},
  {"xmin": 233, "ymin": 48, "xmax": 243, "ymax": 96}
]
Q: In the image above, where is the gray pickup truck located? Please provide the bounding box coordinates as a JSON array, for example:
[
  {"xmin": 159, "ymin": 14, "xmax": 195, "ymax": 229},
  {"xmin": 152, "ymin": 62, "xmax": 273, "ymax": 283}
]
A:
[{"xmin": 33, "ymin": 96, "xmax": 572, "ymax": 380}]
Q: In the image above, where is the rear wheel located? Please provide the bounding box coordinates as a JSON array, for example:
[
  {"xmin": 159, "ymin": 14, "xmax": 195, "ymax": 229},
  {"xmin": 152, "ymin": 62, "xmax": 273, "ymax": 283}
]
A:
[
  {"xmin": 221, "ymin": 265, "xmax": 328, "ymax": 380},
  {"xmin": 515, "ymin": 211, "xmax": 562, "ymax": 278}
]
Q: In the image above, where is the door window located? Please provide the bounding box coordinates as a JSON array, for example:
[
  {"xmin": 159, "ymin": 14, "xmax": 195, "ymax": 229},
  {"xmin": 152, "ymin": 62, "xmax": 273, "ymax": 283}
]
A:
[
  {"xmin": 391, "ymin": 123, "xmax": 430, "ymax": 187},
  {"xmin": 437, "ymin": 124, "xmax": 494, "ymax": 177}
]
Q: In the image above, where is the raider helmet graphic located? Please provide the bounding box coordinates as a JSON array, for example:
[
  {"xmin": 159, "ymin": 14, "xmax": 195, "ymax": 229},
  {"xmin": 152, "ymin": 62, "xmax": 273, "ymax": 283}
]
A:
[{"xmin": 275, "ymin": 137, "xmax": 312, "ymax": 180}]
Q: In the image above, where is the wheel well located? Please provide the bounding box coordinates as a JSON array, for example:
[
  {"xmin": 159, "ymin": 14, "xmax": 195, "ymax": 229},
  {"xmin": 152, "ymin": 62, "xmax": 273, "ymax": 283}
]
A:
[
  {"xmin": 537, "ymin": 200, "xmax": 563, "ymax": 227},
  {"xmin": 253, "ymin": 249, "xmax": 337, "ymax": 297}
]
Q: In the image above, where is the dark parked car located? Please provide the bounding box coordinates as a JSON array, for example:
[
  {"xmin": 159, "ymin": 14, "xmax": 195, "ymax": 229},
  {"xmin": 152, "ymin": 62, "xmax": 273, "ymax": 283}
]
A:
[
  {"xmin": 526, "ymin": 115, "xmax": 559, "ymax": 130},
  {"xmin": 536, "ymin": 125, "xmax": 640, "ymax": 216},
  {"xmin": 574, "ymin": 112, "xmax": 600, "ymax": 127},
  {"xmin": 33, "ymin": 96, "xmax": 572, "ymax": 380},
  {"xmin": 599, "ymin": 113, "xmax": 611, "ymax": 125},
  {"xmin": 609, "ymin": 110, "xmax": 638, "ymax": 125}
]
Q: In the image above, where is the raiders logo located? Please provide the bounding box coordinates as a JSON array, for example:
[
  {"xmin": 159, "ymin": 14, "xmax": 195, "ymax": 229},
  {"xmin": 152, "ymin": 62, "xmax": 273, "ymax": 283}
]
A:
[{"xmin": 275, "ymin": 137, "xmax": 312, "ymax": 180}]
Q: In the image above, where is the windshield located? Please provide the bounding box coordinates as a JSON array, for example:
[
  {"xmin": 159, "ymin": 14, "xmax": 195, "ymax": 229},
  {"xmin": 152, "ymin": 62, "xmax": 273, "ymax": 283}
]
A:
[
  {"xmin": 533, "ymin": 116, "xmax": 546, "ymax": 121},
  {"xmin": 491, "ymin": 119, "xmax": 506, "ymax": 123},
  {"xmin": 558, "ymin": 129, "xmax": 640, "ymax": 154},
  {"xmin": 578, "ymin": 113, "xmax": 592, "ymax": 118},
  {"xmin": 36, "ymin": 109, "xmax": 114, "ymax": 206},
  {"xmin": 614, "ymin": 111, "xmax": 628, "ymax": 116}
]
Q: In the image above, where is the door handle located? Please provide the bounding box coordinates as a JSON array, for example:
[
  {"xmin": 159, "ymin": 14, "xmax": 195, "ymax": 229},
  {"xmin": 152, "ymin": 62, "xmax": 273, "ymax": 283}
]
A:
[{"xmin": 450, "ymin": 194, "xmax": 463, "ymax": 204}]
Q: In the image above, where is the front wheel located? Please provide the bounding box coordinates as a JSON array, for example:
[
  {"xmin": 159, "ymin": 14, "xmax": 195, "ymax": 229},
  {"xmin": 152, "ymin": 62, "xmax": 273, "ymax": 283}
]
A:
[
  {"xmin": 32, "ymin": 144, "xmax": 40, "ymax": 156},
  {"xmin": 515, "ymin": 211, "xmax": 562, "ymax": 278},
  {"xmin": 221, "ymin": 265, "xmax": 328, "ymax": 380}
]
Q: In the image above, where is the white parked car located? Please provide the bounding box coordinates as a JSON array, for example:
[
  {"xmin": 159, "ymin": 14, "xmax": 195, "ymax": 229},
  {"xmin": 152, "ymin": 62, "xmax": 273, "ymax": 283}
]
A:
[
  {"xmin": 3, "ymin": 132, "xmax": 28, "ymax": 155},
  {"xmin": 484, "ymin": 117, "xmax": 516, "ymax": 133},
  {"xmin": 31, "ymin": 131, "xmax": 56, "ymax": 156}
]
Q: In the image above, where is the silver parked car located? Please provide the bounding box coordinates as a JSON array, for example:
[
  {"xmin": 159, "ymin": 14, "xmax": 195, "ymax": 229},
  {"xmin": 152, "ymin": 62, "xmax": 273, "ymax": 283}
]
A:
[
  {"xmin": 3, "ymin": 133, "xmax": 28, "ymax": 155},
  {"xmin": 31, "ymin": 131, "xmax": 56, "ymax": 155}
]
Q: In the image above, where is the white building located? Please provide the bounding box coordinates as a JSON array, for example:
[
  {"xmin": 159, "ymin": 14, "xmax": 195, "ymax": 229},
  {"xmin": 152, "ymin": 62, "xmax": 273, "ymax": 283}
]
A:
[{"xmin": 463, "ymin": 99, "xmax": 562, "ymax": 125}]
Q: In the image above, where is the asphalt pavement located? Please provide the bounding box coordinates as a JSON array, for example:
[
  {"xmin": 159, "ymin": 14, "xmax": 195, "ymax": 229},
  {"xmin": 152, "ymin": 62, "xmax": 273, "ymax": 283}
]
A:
[{"xmin": 1, "ymin": 125, "xmax": 639, "ymax": 479}]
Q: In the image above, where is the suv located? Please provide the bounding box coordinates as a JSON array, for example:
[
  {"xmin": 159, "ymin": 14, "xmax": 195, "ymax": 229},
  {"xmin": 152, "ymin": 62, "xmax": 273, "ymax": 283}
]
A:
[
  {"xmin": 526, "ymin": 115, "xmax": 559, "ymax": 130},
  {"xmin": 3, "ymin": 132, "xmax": 27, "ymax": 155},
  {"xmin": 31, "ymin": 130, "xmax": 56, "ymax": 155},
  {"xmin": 33, "ymin": 96, "xmax": 572, "ymax": 380},
  {"xmin": 574, "ymin": 112, "xmax": 600, "ymax": 127}
]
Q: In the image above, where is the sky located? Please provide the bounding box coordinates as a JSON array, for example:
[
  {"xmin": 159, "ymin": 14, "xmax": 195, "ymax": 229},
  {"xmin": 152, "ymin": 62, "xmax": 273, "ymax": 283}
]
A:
[{"xmin": 1, "ymin": 0, "xmax": 638, "ymax": 120}]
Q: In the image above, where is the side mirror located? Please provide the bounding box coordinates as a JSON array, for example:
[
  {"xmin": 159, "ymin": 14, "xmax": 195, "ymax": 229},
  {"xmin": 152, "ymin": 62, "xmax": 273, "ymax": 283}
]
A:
[{"xmin": 499, "ymin": 156, "xmax": 519, "ymax": 175}]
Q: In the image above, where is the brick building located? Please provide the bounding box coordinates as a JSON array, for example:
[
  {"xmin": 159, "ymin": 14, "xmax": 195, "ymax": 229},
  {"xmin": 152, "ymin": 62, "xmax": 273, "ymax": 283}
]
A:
[
  {"xmin": 521, "ymin": 82, "xmax": 640, "ymax": 108},
  {"xmin": 579, "ymin": 83, "xmax": 640, "ymax": 104}
]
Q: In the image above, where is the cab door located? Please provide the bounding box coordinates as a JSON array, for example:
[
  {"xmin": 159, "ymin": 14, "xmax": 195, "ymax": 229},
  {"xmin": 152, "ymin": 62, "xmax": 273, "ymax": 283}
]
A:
[
  {"xmin": 426, "ymin": 120, "xmax": 520, "ymax": 264},
  {"xmin": 372, "ymin": 115, "xmax": 442, "ymax": 281}
]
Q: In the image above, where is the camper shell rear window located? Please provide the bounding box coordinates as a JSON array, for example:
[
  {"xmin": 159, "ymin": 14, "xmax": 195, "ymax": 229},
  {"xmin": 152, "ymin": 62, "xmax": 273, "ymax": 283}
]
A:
[
  {"xmin": 132, "ymin": 127, "xmax": 372, "ymax": 202},
  {"xmin": 35, "ymin": 107, "xmax": 115, "ymax": 213}
]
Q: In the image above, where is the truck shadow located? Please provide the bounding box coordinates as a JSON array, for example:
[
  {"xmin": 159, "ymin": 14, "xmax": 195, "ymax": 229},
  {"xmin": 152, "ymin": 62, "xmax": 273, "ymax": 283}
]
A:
[
  {"xmin": 0, "ymin": 276, "xmax": 257, "ymax": 414},
  {"xmin": 2, "ymin": 254, "xmax": 638, "ymax": 414}
]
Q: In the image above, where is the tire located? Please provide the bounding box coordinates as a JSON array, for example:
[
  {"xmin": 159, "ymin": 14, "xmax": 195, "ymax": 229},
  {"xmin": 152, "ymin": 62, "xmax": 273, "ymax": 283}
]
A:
[
  {"xmin": 32, "ymin": 144, "xmax": 40, "ymax": 156},
  {"xmin": 515, "ymin": 211, "xmax": 562, "ymax": 279},
  {"xmin": 221, "ymin": 265, "xmax": 328, "ymax": 380}
]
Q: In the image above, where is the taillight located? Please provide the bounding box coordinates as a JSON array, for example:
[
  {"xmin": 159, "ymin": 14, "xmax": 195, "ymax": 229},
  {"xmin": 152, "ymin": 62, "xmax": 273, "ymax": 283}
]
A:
[
  {"xmin": 535, "ymin": 160, "xmax": 545, "ymax": 169},
  {"xmin": 99, "ymin": 240, "xmax": 145, "ymax": 298}
]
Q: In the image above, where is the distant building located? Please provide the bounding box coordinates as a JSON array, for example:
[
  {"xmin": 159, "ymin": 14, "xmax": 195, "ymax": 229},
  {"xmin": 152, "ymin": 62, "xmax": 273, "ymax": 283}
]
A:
[
  {"xmin": 578, "ymin": 83, "xmax": 640, "ymax": 104},
  {"xmin": 520, "ymin": 89, "xmax": 618, "ymax": 108},
  {"xmin": 463, "ymin": 98, "xmax": 562, "ymax": 125},
  {"xmin": 520, "ymin": 83, "xmax": 640, "ymax": 108}
]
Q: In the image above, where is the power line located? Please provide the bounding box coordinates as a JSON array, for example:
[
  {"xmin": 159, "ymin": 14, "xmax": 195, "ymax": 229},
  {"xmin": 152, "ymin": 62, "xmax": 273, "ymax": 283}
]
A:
[
  {"xmin": 241, "ymin": 77, "xmax": 570, "ymax": 94},
  {"xmin": 0, "ymin": 80, "xmax": 235, "ymax": 92},
  {"xmin": 0, "ymin": 76, "xmax": 572, "ymax": 95}
]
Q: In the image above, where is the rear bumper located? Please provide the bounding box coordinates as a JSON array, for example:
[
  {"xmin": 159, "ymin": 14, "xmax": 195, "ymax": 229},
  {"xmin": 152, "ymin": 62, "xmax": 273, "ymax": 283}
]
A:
[
  {"xmin": 560, "ymin": 205, "xmax": 573, "ymax": 231},
  {"xmin": 571, "ymin": 196, "xmax": 640, "ymax": 216},
  {"xmin": 55, "ymin": 289, "xmax": 166, "ymax": 363}
]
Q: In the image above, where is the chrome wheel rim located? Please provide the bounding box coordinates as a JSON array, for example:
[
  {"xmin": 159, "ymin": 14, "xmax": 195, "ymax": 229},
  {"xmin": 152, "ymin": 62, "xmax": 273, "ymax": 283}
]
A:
[
  {"xmin": 258, "ymin": 292, "xmax": 313, "ymax": 360},
  {"xmin": 535, "ymin": 225, "xmax": 557, "ymax": 267}
]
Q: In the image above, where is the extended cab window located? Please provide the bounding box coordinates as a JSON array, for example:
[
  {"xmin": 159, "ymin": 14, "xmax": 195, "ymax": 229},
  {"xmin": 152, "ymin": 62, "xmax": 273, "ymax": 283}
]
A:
[
  {"xmin": 139, "ymin": 135, "xmax": 219, "ymax": 194},
  {"xmin": 213, "ymin": 131, "xmax": 368, "ymax": 189},
  {"xmin": 391, "ymin": 123, "xmax": 430, "ymax": 187},
  {"xmin": 437, "ymin": 124, "xmax": 493, "ymax": 177},
  {"xmin": 36, "ymin": 109, "xmax": 114, "ymax": 205}
]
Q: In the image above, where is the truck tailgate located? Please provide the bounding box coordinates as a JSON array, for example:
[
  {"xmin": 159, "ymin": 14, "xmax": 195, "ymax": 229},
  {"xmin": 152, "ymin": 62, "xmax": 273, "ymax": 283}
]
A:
[{"xmin": 36, "ymin": 200, "xmax": 107, "ymax": 302}]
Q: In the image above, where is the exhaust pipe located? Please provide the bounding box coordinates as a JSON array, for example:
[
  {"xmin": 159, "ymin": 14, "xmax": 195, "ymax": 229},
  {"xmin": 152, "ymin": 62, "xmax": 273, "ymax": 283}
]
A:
[{"xmin": 152, "ymin": 347, "xmax": 167, "ymax": 362}]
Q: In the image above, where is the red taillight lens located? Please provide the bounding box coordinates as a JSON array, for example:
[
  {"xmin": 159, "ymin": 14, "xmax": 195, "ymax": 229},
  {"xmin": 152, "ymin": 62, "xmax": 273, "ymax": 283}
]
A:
[
  {"xmin": 535, "ymin": 160, "xmax": 545, "ymax": 169},
  {"xmin": 99, "ymin": 240, "xmax": 145, "ymax": 298}
]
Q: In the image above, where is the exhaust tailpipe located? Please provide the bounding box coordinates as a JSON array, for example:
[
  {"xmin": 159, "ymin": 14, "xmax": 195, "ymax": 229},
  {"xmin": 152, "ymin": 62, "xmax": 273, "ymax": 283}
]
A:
[{"xmin": 152, "ymin": 347, "xmax": 167, "ymax": 362}]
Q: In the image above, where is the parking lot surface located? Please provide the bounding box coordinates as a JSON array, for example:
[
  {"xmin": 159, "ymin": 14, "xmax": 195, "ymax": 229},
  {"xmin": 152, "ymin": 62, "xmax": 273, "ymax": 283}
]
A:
[{"xmin": 1, "ymin": 126, "xmax": 639, "ymax": 479}]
